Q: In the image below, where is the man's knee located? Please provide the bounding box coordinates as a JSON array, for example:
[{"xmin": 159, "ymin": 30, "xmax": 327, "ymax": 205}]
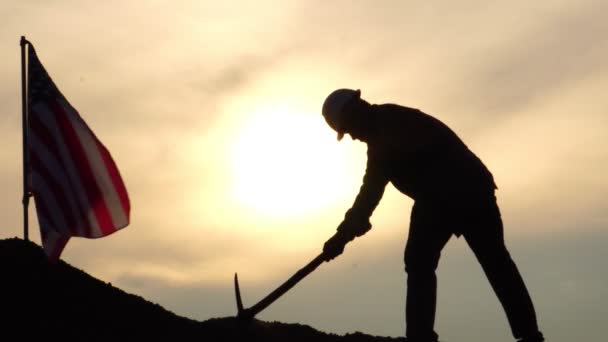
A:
[
  {"xmin": 464, "ymin": 229, "xmax": 514, "ymax": 267},
  {"xmin": 404, "ymin": 248, "xmax": 441, "ymax": 274}
]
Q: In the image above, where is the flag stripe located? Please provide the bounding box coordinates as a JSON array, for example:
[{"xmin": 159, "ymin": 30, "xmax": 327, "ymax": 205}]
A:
[
  {"xmin": 29, "ymin": 116, "xmax": 92, "ymax": 236},
  {"xmin": 32, "ymin": 185, "xmax": 63, "ymax": 236},
  {"xmin": 98, "ymin": 142, "xmax": 130, "ymax": 217},
  {"xmin": 30, "ymin": 153, "xmax": 79, "ymax": 235},
  {"xmin": 29, "ymin": 112, "xmax": 65, "ymax": 169},
  {"xmin": 58, "ymin": 100, "xmax": 129, "ymax": 228},
  {"xmin": 31, "ymin": 103, "xmax": 102, "ymax": 237},
  {"xmin": 39, "ymin": 220, "xmax": 69, "ymax": 261},
  {"xmin": 52, "ymin": 100, "xmax": 116, "ymax": 236},
  {"xmin": 31, "ymin": 172, "xmax": 71, "ymax": 235}
]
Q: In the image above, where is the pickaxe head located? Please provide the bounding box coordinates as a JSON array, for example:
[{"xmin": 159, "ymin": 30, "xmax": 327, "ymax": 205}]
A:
[
  {"xmin": 234, "ymin": 273, "xmax": 253, "ymax": 320},
  {"xmin": 233, "ymin": 253, "xmax": 325, "ymax": 321}
]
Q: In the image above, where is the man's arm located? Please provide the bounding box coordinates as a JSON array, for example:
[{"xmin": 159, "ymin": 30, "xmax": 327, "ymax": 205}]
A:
[
  {"xmin": 343, "ymin": 157, "xmax": 388, "ymax": 234},
  {"xmin": 324, "ymin": 153, "xmax": 389, "ymax": 260}
]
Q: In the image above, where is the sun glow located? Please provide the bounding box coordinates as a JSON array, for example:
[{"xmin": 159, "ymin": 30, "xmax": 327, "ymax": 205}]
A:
[{"xmin": 230, "ymin": 105, "xmax": 356, "ymax": 218}]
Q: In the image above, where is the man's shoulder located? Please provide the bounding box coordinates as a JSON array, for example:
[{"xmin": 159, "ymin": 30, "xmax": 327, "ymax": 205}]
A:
[
  {"xmin": 371, "ymin": 103, "xmax": 430, "ymax": 127},
  {"xmin": 373, "ymin": 103, "xmax": 450, "ymax": 129}
]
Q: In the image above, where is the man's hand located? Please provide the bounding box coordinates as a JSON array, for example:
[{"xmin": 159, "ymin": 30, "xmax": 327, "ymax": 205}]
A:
[
  {"xmin": 323, "ymin": 231, "xmax": 351, "ymax": 261},
  {"xmin": 323, "ymin": 218, "xmax": 372, "ymax": 261}
]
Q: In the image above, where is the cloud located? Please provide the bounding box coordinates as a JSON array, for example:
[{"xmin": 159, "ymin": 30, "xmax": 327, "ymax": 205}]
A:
[{"xmin": 459, "ymin": 1, "xmax": 608, "ymax": 117}]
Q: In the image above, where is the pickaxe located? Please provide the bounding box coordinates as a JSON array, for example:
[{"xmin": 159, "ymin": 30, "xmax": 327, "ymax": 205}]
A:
[{"xmin": 234, "ymin": 253, "xmax": 326, "ymax": 320}]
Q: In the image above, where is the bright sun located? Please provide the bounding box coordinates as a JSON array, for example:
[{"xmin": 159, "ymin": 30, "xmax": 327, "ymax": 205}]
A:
[{"xmin": 230, "ymin": 105, "xmax": 356, "ymax": 218}]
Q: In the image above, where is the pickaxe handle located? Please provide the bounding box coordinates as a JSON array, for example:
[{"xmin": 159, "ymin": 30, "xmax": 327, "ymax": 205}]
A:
[{"xmin": 234, "ymin": 253, "xmax": 326, "ymax": 319}]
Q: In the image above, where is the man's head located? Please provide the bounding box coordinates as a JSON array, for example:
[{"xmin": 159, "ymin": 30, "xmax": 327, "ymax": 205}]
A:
[{"xmin": 322, "ymin": 88, "xmax": 370, "ymax": 141}]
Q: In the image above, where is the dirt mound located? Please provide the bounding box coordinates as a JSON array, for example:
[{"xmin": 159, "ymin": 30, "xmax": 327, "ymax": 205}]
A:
[{"xmin": 0, "ymin": 238, "xmax": 402, "ymax": 341}]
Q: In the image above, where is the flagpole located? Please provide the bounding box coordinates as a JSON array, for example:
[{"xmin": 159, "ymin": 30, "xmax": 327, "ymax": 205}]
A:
[{"xmin": 20, "ymin": 36, "xmax": 30, "ymax": 241}]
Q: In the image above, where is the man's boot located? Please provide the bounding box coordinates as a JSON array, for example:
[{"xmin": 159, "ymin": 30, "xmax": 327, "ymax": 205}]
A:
[{"xmin": 518, "ymin": 331, "xmax": 545, "ymax": 342}]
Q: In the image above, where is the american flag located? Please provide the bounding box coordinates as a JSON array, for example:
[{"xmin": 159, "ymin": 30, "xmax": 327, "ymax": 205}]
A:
[{"xmin": 27, "ymin": 44, "xmax": 130, "ymax": 260}]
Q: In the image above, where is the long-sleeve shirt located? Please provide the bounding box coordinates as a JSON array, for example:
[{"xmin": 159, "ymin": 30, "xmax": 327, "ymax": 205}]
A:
[{"xmin": 342, "ymin": 104, "xmax": 497, "ymax": 234}]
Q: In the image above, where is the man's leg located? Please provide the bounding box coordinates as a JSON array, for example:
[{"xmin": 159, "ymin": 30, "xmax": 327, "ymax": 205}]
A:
[
  {"xmin": 462, "ymin": 199, "xmax": 543, "ymax": 341},
  {"xmin": 404, "ymin": 202, "xmax": 453, "ymax": 342}
]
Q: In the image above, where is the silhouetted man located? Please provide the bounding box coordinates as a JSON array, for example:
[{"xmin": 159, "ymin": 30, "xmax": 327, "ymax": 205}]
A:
[{"xmin": 321, "ymin": 89, "xmax": 544, "ymax": 342}]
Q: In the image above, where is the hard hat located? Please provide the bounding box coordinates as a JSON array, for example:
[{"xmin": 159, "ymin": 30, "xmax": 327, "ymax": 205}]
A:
[{"xmin": 322, "ymin": 88, "xmax": 361, "ymax": 141}]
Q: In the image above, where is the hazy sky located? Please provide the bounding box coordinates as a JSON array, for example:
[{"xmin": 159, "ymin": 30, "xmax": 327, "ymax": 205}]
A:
[{"xmin": 1, "ymin": 1, "xmax": 607, "ymax": 341}]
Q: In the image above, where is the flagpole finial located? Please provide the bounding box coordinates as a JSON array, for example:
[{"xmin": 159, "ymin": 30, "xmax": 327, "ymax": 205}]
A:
[{"xmin": 20, "ymin": 36, "xmax": 30, "ymax": 47}]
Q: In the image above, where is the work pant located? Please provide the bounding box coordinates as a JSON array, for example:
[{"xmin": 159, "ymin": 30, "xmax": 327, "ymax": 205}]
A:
[{"xmin": 404, "ymin": 194, "xmax": 543, "ymax": 341}]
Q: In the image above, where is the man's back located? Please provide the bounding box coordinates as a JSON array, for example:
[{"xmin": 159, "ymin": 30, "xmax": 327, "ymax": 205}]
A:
[{"xmin": 366, "ymin": 104, "xmax": 496, "ymax": 201}]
